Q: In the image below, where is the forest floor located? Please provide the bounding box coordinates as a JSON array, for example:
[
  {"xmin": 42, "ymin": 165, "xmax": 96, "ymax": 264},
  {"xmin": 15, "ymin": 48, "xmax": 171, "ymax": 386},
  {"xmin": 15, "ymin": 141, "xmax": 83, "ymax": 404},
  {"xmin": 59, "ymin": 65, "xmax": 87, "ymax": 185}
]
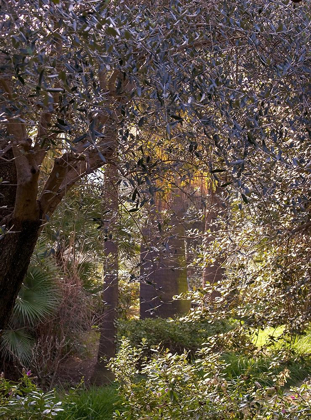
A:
[
  {"xmin": 57, "ymin": 354, "xmax": 97, "ymax": 386},
  {"xmin": 57, "ymin": 331, "xmax": 99, "ymax": 387}
]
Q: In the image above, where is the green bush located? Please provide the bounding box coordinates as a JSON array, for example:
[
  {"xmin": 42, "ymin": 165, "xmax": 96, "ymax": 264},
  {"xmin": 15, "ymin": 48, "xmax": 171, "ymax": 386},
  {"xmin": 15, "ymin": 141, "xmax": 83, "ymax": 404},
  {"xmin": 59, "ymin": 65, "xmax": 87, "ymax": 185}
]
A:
[
  {"xmin": 109, "ymin": 339, "xmax": 311, "ymax": 419},
  {"xmin": 0, "ymin": 371, "xmax": 63, "ymax": 419},
  {"xmin": 117, "ymin": 317, "xmax": 233, "ymax": 356}
]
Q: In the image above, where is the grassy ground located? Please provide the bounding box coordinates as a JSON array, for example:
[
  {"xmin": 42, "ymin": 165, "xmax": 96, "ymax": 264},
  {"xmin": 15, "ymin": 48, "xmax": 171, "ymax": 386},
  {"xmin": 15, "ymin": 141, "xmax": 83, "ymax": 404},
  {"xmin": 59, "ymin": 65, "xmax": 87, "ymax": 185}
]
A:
[
  {"xmin": 223, "ymin": 351, "xmax": 311, "ymax": 388},
  {"xmin": 254, "ymin": 326, "xmax": 311, "ymax": 355},
  {"xmin": 56, "ymin": 384, "xmax": 122, "ymax": 420},
  {"xmin": 217, "ymin": 326, "xmax": 311, "ymax": 389}
]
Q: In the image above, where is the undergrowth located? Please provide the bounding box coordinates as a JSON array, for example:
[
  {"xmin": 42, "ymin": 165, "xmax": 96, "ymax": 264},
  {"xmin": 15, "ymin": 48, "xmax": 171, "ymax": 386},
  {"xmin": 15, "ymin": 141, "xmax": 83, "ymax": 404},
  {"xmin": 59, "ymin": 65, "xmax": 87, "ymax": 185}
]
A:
[
  {"xmin": 56, "ymin": 385, "xmax": 122, "ymax": 420},
  {"xmin": 2, "ymin": 323, "xmax": 311, "ymax": 419},
  {"xmin": 109, "ymin": 337, "xmax": 311, "ymax": 419}
]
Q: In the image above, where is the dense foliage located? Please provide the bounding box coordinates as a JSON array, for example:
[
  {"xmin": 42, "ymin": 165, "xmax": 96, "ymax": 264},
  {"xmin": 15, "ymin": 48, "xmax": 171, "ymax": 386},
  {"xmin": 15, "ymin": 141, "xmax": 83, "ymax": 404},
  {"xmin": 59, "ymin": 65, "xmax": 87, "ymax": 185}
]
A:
[
  {"xmin": 1, "ymin": 0, "xmax": 310, "ymax": 327},
  {"xmin": 117, "ymin": 318, "xmax": 233, "ymax": 356},
  {"xmin": 0, "ymin": 0, "xmax": 311, "ymax": 417},
  {"xmin": 110, "ymin": 338, "xmax": 311, "ymax": 419},
  {"xmin": 0, "ymin": 371, "xmax": 64, "ymax": 419}
]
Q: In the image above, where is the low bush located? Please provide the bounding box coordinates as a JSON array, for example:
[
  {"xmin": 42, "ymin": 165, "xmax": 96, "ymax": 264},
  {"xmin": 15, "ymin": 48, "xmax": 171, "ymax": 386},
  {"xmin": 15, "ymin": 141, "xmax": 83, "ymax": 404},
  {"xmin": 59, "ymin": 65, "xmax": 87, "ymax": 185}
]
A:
[
  {"xmin": 0, "ymin": 371, "xmax": 63, "ymax": 419},
  {"xmin": 109, "ymin": 339, "xmax": 311, "ymax": 419},
  {"xmin": 117, "ymin": 317, "xmax": 233, "ymax": 357}
]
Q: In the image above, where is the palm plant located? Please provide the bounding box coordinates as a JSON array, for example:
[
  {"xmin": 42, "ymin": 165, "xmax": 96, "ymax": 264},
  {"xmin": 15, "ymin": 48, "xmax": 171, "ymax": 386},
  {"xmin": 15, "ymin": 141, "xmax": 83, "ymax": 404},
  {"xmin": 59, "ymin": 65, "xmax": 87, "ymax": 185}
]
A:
[{"xmin": 0, "ymin": 245, "xmax": 61, "ymax": 366}]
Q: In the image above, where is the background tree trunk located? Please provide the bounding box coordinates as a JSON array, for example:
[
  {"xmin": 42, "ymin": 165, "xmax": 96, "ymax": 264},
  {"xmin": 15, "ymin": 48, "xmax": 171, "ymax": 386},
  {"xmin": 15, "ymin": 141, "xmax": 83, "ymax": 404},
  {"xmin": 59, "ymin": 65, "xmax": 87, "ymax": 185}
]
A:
[
  {"xmin": 140, "ymin": 190, "xmax": 190, "ymax": 319},
  {"xmin": 185, "ymin": 184, "xmax": 206, "ymax": 289},
  {"xmin": 91, "ymin": 163, "xmax": 119, "ymax": 385}
]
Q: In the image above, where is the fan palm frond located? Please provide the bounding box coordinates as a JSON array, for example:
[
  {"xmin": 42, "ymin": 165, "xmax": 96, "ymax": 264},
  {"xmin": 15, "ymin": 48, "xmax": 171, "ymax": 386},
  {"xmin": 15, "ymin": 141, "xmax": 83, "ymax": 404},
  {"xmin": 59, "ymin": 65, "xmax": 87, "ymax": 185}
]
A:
[
  {"xmin": 13, "ymin": 265, "xmax": 61, "ymax": 327},
  {"xmin": 0, "ymin": 329, "xmax": 34, "ymax": 364},
  {"xmin": 1, "ymin": 244, "xmax": 62, "ymax": 367}
]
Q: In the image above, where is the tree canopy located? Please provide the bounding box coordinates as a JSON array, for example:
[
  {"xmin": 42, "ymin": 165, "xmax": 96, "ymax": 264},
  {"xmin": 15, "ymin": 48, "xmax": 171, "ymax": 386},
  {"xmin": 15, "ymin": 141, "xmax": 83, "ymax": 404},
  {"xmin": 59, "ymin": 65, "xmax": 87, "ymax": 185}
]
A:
[{"xmin": 0, "ymin": 0, "xmax": 310, "ymax": 330}]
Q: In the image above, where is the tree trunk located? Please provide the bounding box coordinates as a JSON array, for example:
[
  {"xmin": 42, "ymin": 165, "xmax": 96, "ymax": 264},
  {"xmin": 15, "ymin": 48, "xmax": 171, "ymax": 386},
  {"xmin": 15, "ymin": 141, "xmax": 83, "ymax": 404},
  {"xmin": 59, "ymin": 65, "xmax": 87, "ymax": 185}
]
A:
[
  {"xmin": 0, "ymin": 218, "xmax": 41, "ymax": 332},
  {"xmin": 0, "ymin": 58, "xmax": 129, "ymax": 336},
  {"xmin": 0, "ymin": 141, "xmax": 42, "ymax": 333},
  {"xmin": 185, "ymin": 187, "xmax": 205, "ymax": 289},
  {"xmin": 140, "ymin": 191, "xmax": 190, "ymax": 319},
  {"xmin": 91, "ymin": 163, "xmax": 119, "ymax": 385}
]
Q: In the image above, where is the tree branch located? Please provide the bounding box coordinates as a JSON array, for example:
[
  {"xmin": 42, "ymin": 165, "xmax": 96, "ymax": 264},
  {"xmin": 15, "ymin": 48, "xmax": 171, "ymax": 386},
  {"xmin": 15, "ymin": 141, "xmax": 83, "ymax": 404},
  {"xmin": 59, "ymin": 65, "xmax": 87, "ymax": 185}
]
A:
[
  {"xmin": 40, "ymin": 68, "xmax": 133, "ymax": 217},
  {"xmin": 39, "ymin": 152, "xmax": 83, "ymax": 214},
  {"xmin": 0, "ymin": 54, "xmax": 40, "ymax": 221},
  {"xmin": 43, "ymin": 148, "xmax": 111, "ymax": 217}
]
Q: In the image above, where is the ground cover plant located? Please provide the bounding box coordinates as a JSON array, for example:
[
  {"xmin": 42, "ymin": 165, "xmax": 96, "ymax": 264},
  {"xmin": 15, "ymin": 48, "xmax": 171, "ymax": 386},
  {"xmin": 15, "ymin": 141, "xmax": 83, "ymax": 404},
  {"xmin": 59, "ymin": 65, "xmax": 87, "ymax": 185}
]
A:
[
  {"xmin": 0, "ymin": 371, "xmax": 64, "ymax": 419},
  {"xmin": 1, "ymin": 324, "xmax": 311, "ymax": 419},
  {"xmin": 0, "ymin": 373, "xmax": 121, "ymax": 420},
  {"xmin": 56, "ymin": 385, "xmax": 122, "ymax": 420}
]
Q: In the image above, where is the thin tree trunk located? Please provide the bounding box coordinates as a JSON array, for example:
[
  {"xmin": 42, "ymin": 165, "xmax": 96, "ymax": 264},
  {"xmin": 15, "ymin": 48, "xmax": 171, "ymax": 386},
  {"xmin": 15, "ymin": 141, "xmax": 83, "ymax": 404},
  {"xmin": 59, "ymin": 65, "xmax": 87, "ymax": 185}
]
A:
[
  {"xmin": 91, "ymin": 163, "xmax": 119, "ymax": 385},
  {"xmin": 185, "ymin": 186, "xmax": 206, "ymax": 289}
]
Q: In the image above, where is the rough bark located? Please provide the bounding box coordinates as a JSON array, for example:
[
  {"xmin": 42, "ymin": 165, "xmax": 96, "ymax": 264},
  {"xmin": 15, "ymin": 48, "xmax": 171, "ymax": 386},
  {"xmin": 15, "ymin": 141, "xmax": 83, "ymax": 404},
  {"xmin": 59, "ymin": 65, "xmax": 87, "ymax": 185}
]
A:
[
  {"xmin": 0, "ymin": 127, "xmax": 42, "ymax": 333},
  {"xmin": 0, "ymin": 142, "xmax": 42, "ymax": 332},
  {"xmin": 0, "ymin": 218, "xmax": 41, "ymax": 332},
  {"xmin": 140, "ymin": 191, "xmax": 190, "ymax": 319}
]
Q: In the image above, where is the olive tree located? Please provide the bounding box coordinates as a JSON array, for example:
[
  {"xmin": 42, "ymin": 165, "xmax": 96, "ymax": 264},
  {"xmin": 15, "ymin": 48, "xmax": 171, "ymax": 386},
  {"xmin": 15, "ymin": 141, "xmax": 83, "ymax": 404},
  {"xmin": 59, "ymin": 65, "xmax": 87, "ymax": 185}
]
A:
[{"xmin": 0, "ymin": 0, "xmax": 310, "ymax": 335}]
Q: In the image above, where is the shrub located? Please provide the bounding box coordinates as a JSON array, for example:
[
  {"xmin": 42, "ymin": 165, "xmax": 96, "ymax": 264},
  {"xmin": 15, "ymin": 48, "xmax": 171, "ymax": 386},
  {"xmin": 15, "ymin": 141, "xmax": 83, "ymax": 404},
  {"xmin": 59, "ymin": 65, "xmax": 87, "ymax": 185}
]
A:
[
  {"xmin": 0, "ymin": 371, "xmax": 64, "ymax": 419},
  {"xmin": 109, "ymin": 339, "xmax": 311, "ymax": 419},
  {"xmin": 117, "ymin": 317, "xmax": 233, "ymax": 357}
]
